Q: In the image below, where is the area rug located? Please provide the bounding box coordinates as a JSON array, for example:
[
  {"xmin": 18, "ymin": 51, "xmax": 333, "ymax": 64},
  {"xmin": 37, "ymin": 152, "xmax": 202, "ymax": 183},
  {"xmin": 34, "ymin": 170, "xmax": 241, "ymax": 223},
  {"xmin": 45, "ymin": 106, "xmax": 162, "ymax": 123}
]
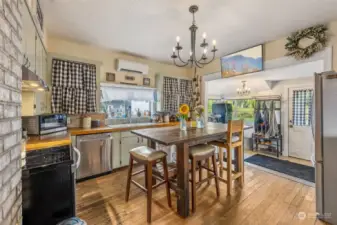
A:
[{"xmin": 245, "ymin": 154, "xmax": 315, "ymax": 183}]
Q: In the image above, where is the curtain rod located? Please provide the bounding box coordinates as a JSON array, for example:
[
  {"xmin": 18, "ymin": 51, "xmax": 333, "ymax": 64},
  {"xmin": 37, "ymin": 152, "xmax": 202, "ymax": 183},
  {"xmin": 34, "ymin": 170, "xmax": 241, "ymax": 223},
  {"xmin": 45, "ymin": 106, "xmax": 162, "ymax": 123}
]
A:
[{"xmin": 52, "ymin": 58, "xmax": 96, "ymax": 67}]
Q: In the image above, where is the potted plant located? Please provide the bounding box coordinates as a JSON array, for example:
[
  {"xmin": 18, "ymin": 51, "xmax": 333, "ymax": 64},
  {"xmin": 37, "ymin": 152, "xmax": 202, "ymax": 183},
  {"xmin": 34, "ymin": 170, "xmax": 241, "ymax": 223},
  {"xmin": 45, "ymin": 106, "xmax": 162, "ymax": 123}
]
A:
[{"xmin": 176, "ymin": 104, "xmax": 189, "ymax": 130}]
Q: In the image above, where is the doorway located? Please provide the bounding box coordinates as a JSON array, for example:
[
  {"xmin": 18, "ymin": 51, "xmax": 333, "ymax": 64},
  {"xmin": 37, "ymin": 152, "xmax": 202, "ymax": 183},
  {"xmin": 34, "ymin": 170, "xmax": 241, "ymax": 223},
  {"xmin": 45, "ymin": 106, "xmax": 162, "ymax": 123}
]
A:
[{"xmin": 288, "ymin": 87, "xmax": 314, "ymax": 161}]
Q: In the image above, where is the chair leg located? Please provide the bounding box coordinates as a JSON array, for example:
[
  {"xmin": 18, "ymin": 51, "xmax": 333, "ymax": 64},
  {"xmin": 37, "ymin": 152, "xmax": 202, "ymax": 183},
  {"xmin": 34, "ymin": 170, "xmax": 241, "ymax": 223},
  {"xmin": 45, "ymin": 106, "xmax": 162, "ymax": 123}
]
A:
[
  {"xmin": 191, "ymin": 158, "xmax": 197, "ymax": 213},
  {"xmin": 144, "ymin": 165, "xmax": 148, "ymax": 189},
  {"xmin": 238, "ymin": 145, "xmax": 244, "ymax": 187},
  {"xmin": 162, "ymin": 156, "xmax": 172, "ymax": 208},
  {"xmin": 125, "ymin": 156, "xmax": 133, "ymax": 202},
  {"xmin": 227, "ymin": 146, "xmax": 232, "ymax": 196},
  {"xmin": 212, "ymin": 154, "xmax": 220, "ymax": 197},
  {"xmin": 207, "ymin": 158, "xmax": 211, "ymax": 185},
  {"xmin": 146, "ymin": 162, "xmax": 153, "ymax": 223},
  {"xmin": 198, "ymin": 160, "xmax": 202, "ymax": 183},
  {"xmin": 219, "ymin": 147, "xmax": 224, "ymax": 178}
]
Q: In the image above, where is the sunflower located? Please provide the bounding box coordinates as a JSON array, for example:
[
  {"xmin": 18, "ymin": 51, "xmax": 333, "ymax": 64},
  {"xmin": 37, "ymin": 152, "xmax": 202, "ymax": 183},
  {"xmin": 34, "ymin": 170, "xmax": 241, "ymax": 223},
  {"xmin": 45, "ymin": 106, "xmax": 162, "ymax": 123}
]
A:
[{"xmin": 179, "ymin": 104, "xmax": 190, "ymax": 115}]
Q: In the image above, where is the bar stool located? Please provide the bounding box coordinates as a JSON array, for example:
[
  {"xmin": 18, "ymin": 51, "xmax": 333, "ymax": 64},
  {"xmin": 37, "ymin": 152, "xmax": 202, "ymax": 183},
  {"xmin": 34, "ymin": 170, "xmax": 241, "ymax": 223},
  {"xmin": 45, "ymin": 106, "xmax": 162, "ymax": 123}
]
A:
[
  {"xmin": 189, "ymin": 144, "xmax": 220, "ymax": 213},
  {"xmin": 208, "ymin": 120, "xmax": 244, "ymax": 195},
  {"xmin": 125, "ymin": 146, "xmax": 171, "ymax": 223}
]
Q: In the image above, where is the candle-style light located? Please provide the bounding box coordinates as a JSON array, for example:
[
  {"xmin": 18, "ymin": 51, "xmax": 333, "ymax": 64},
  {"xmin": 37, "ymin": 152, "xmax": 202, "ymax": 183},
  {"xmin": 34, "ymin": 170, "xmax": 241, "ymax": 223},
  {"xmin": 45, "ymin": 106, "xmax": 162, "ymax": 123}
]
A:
[{"xmin": 170, "ymin": 5, "xmax": 218, "ymax": 68}]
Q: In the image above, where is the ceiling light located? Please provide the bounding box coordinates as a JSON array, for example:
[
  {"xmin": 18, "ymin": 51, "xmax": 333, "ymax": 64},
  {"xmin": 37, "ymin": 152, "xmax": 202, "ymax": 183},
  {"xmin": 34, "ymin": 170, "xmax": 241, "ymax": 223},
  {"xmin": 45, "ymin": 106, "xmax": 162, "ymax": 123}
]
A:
[
  {"xmin": 171, "ymin": 5, "xmax": 218, "ymax": 68},
  {"xmin": 237, "ymin": 81, "xmax": 251, "ymax": 96}
]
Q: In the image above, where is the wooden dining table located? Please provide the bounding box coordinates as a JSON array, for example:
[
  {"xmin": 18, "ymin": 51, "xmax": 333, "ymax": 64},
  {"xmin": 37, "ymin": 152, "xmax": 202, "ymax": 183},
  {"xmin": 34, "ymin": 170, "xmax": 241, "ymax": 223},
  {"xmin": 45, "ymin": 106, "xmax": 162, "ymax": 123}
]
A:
[{"xmin": 132, "ymin": 122, "xmax": 252, "ymax": 218}]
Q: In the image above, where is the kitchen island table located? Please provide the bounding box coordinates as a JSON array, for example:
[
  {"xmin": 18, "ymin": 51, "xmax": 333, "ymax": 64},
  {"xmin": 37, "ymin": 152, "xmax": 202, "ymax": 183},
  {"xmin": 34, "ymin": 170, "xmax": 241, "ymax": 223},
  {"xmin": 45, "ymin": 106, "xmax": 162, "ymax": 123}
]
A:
[{"xmin": 132, "ymin": 122, "xmax": 251, "ymax": 218}]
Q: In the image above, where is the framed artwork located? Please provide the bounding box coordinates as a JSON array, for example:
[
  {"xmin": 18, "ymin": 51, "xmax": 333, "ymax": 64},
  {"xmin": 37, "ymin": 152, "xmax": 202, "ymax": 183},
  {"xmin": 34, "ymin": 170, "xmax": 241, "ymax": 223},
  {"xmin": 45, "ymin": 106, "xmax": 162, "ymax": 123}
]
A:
[
  {"xmin": 220, "ymin": 45, "xmax": 263, "ymax": 77},
  {"xmin": 143, "ymin": 78, "xmax": 150, "ymax": 86},
  {"xmin": 106, "ymin": 72, "xmax": 115, "ymax": 82},
  {"xmin": 125, "ymin": 75, "xmax": 135, "ymax": 81}
]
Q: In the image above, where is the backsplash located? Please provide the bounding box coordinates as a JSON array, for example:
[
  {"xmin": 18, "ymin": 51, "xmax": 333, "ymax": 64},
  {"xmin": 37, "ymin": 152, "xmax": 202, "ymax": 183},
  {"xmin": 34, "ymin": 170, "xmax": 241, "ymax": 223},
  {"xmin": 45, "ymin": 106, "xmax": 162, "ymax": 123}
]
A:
[{"xmin": 67, "ymin": 113, "xmax": 106, "ymax": 128}]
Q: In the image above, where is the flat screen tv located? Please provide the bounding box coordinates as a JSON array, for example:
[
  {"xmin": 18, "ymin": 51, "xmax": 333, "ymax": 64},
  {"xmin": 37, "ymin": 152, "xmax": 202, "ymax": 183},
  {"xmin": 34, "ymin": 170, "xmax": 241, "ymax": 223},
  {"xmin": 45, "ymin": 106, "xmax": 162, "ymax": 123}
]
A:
[{"xmin": 220, "ymin": 45, "xmax": 263, "ymax": 77}]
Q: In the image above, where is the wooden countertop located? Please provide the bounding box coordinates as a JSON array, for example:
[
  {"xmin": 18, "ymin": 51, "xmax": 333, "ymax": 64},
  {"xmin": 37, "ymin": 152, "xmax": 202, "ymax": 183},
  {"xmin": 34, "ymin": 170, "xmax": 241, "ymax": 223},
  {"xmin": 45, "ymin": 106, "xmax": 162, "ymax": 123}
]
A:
[
  {"xmin": 25, "ymin": 122, "xmax": 180, "ymax": 151},
  {"xmin": 25, "ymin": 131, "xmax": 71, "ymax": 152},
  {"xmin": 68, "ymin": 122, "xmax": 180, "ymax": 135}
]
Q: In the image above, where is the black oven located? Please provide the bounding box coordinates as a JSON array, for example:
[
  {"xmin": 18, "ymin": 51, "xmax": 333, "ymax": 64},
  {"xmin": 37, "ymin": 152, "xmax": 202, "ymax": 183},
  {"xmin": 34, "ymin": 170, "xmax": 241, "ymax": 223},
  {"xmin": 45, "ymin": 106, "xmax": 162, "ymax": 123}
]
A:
[{"xmin": 22, "ymin": 114, "xmax": 67, "ymax": 135}]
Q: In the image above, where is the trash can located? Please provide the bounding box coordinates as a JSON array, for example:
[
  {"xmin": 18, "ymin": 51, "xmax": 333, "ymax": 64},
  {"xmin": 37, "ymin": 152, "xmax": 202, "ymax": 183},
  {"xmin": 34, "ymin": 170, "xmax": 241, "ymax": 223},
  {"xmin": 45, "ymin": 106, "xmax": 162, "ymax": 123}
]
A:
[{"xmin": 57, "ymin": 217, "xmax": 87, "ymax": 225}]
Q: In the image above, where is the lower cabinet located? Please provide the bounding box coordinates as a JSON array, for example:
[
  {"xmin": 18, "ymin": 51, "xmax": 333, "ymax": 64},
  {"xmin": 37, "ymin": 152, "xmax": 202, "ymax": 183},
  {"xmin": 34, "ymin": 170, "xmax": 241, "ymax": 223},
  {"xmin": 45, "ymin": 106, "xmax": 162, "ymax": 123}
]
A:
[{"xmin": 120, "ymin": 131, "xmax": 147, "ymax": 167}]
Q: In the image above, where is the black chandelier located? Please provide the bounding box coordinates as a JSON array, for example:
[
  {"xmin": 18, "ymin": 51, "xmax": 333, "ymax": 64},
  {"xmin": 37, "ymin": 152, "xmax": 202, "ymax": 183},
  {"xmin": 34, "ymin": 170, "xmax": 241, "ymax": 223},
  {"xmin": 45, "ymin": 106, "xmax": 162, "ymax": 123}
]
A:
[{"xmin": 171, "ymin": 5, "xmax": 218, "ymax": 68}]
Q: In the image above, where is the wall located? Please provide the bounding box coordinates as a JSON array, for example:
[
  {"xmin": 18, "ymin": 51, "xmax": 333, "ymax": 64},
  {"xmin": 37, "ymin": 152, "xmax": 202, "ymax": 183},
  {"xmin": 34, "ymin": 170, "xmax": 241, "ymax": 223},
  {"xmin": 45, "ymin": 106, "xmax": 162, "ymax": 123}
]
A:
[
  {"xmin": 0, "ymin": 0, "xmax": 23, "ymax": 224},
  {"xmin": 46, "ymin": 36, "xmax": 192, "ymax": 86},
  {"xmin": 199, "ymin": 20, "xmax": 337, "ymax": 76}
]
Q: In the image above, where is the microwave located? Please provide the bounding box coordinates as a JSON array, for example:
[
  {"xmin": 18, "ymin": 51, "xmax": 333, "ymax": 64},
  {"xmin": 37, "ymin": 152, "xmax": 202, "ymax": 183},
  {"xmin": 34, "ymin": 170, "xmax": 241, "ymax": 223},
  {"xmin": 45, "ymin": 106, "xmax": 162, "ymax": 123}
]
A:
[{"xmin": 22, "ymin": 114, "xmax": 67, "ymax": 135}]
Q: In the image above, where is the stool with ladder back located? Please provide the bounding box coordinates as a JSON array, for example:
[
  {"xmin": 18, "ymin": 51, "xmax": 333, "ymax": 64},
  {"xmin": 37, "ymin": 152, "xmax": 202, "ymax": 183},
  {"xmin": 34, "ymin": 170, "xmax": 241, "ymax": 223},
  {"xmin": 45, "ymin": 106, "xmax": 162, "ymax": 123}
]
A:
[
  {"xmin": 208, "ymin": 120, "xmax": 245, "ymax": 195},
  {"xmin": 125, "ymin": 146, "xmax": 171, "ymax": 223}
]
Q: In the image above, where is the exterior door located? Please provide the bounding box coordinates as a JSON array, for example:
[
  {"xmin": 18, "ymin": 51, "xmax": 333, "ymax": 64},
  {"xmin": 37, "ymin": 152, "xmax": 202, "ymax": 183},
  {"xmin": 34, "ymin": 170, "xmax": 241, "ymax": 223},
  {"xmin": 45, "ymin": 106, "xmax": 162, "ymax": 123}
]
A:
[{"xmin": 288, "ymin": 87, "xmax": 314, "ymax": 160}]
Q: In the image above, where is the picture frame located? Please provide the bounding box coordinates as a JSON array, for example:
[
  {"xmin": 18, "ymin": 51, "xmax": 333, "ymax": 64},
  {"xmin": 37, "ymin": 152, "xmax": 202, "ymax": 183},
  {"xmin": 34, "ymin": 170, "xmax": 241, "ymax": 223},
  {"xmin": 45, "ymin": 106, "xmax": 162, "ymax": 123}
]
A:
[
  {"xmin": 220, "ymin": 45, "xmax": 264, "ymax": 77},
  {"xmin": 143, "ymin": 78, "xmax": 150, "ymax": 86},
  {"xmin": 106, "ymin": 72, "xmax": 115, "ymax": 82}
]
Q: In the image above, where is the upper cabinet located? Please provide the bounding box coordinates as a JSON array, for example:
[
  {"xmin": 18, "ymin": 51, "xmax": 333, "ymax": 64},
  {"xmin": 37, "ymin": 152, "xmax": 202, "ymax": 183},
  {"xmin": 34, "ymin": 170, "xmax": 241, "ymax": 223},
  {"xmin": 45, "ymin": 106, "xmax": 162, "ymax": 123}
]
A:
[{"xmin": 22, "ymin": 0, "xmax": 47, "ymax": 79}]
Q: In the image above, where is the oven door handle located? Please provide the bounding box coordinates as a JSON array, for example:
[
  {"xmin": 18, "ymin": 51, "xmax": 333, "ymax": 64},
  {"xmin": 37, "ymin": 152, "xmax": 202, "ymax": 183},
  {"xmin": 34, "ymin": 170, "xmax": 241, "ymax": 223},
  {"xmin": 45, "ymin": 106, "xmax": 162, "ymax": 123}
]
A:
[{"xmin": 73, "ymin": 146, "xmax": 81, "ymax": 169}]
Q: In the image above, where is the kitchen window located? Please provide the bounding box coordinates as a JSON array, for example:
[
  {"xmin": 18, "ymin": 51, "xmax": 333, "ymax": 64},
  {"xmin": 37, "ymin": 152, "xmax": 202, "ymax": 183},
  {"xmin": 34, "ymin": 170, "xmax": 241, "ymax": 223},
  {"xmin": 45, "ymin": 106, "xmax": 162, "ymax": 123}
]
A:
[{"xmin": 100, "ymin": 84, "xmax": 155, "ymax": 123}]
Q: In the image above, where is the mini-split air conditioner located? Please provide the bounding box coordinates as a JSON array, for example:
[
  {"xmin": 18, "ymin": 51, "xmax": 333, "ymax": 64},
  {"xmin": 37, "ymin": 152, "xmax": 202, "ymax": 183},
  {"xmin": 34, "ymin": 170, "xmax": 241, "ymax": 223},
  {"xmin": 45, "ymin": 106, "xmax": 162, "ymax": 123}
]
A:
[{"xmin": 116, "ymin": 59, "xmax": 149, "ymax": 75}]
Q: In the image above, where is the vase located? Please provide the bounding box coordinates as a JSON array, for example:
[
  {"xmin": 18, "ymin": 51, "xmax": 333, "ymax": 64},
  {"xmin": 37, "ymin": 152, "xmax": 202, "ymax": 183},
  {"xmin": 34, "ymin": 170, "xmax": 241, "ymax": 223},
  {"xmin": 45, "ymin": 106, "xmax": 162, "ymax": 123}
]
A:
[
  {"xmin": 180, "ymin": 118, "xmax": 187, "ymax": 131},
  {"xmin": 196, "ymin": 116, "xmax": 205, "ymax": 128}
]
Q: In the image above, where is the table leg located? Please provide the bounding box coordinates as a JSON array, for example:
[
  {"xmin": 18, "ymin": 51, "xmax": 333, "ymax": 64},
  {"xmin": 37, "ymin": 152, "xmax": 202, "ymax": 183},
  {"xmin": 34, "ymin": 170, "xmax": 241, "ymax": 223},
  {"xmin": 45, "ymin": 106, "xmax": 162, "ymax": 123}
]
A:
[{"xmin": 176, "ymin": 143, "xmax": 189, "ymax": 218}]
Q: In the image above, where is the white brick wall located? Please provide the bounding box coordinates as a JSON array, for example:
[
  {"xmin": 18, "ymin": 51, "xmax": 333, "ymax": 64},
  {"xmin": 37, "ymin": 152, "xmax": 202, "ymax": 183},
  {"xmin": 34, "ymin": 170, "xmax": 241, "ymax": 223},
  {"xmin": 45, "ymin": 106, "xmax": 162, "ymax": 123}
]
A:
[{"xmin": 0, "ymin": 0, "xmax": 22, "ymax": 224}]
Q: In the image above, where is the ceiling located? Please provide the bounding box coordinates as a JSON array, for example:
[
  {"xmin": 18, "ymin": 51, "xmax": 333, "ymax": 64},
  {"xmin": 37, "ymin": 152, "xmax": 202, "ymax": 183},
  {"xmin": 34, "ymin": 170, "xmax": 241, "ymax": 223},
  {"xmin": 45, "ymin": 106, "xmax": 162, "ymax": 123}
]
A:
[{"xmin": 42, "ymin": 0, "xmax": 337, "ymax": 62}]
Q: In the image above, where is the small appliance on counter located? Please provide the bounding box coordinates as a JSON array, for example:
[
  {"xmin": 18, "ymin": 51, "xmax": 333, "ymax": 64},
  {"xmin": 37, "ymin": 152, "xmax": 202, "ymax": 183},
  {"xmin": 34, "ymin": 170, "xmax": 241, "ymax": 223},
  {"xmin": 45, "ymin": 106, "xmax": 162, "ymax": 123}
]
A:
[{"xmin": 22, "ymin": 114, "xmax": 67, "ymax": 135}]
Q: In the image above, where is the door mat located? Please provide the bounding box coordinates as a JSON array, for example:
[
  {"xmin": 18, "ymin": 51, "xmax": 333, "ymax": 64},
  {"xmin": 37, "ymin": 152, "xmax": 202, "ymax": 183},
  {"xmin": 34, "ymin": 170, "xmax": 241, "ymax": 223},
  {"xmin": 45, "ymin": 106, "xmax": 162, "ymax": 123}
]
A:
[{"xmin": 245, "ymin": 154, "xmax": 315, "ymax": 183}]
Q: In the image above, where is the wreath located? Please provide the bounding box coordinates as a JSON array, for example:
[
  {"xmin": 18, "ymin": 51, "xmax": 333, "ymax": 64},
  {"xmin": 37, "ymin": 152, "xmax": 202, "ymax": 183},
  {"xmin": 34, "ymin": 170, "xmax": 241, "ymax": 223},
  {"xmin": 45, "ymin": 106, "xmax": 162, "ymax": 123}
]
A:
[{"xmin": 285, "ymin": 25, "xmax": 329, "ymax": 60}]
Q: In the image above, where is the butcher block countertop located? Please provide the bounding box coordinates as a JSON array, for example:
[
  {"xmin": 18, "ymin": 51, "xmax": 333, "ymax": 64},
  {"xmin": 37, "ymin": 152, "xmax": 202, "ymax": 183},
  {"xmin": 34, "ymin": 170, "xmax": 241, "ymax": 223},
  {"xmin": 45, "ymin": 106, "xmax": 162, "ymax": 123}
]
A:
[
  {"xmin": 68, "ymin": 122, "xmax": 180, "ymax": 135},
  {"xmin": 25, "ymin": 122, "xmax": 180, "ymax": 151},
  {"xmin": 26, "ymin": 131, "xmax": 71, "ymax": 152}
]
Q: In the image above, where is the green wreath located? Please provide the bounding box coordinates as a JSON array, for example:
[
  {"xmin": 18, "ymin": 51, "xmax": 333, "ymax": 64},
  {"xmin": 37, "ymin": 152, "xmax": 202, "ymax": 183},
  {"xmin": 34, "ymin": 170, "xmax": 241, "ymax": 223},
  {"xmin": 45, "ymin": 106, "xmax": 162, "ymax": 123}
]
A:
[{"xmin": 285, "ymin": 25, "xmax": 329, "ymax": 60}]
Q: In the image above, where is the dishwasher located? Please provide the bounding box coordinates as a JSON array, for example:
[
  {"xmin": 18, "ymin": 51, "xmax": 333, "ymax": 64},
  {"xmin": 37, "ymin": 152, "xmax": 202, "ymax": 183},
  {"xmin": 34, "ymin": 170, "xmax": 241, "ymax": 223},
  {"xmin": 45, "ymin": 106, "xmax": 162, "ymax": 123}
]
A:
[{"xmin": 75, "ymin": 133, "xmax": 113, "ymax": 181}]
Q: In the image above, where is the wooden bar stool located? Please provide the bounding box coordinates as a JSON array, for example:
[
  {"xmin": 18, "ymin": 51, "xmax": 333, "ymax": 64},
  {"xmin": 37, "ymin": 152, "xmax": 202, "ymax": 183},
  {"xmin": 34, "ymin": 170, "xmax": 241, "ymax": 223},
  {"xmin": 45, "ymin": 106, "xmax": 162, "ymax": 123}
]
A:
[
  {"xmin": 208, "ymin": 120, "xmax": 244, "ymax": 195},
  {"xmin": 125, "ymin": 146, "xmax": 171, "ymax": 223},
  {"xmin": 189, "ymin": 144, "xmax": 220, "ymax": 213}
]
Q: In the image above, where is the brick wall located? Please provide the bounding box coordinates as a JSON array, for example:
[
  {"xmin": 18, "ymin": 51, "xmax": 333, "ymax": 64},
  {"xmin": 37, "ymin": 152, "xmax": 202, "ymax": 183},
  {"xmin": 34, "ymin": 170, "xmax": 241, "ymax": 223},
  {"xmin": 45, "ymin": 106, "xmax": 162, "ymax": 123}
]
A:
[{"xmin": 0, "ymin": 0, "xmax": 22, "ymax": 224}]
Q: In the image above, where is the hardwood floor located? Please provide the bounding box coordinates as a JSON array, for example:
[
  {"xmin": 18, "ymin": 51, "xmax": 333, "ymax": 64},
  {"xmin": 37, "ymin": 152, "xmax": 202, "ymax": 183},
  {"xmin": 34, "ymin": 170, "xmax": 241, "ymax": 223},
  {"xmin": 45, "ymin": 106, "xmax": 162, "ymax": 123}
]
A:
[{"xmin": 76, "ymin": 164, "xmax": 326, "ymax": 225}]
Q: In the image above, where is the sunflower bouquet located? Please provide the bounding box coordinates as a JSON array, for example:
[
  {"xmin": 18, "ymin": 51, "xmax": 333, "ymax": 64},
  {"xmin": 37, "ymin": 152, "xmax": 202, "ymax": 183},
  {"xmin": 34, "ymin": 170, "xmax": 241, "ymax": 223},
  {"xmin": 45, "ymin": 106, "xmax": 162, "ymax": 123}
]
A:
[
  {"xmin": 177, "ymin": 104, "xmax": 189, "ymax": 130},
  {"xmin": 176, "ymin": 104, "xmax": 190, "ymax": 120}
]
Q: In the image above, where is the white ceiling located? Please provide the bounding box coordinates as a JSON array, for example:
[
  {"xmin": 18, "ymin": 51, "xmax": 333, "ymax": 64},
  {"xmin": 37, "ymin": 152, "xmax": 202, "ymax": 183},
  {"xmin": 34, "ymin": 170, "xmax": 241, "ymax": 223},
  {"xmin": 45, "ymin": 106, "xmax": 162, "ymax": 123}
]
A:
[
  {"xmin": 42, "ymin": 0, "xmax": 337, "ymax": 62},
  {"xmin": 207, "ymin": 60, "xmax": 324, "ymax": 97}
]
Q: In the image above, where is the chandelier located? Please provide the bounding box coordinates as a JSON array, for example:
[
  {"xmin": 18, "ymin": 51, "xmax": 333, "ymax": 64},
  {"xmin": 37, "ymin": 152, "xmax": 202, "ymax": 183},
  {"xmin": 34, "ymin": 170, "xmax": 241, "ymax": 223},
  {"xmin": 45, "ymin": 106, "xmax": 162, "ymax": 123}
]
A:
[
  {"xmin": 237, "ymin": 81, "xmax": 251, "ymax": 96},
  {"xmin": 171, "ymin": 5, "xmax": 218, "ymax": 68}
]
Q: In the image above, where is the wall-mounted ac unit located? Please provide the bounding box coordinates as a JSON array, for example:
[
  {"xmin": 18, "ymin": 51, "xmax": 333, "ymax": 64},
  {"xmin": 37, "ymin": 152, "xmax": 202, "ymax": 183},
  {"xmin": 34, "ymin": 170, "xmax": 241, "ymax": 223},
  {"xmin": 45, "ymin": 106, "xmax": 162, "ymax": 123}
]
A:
[{"xmin": 116, "ymin": 59, "xmax": 149, "ymax": 75}]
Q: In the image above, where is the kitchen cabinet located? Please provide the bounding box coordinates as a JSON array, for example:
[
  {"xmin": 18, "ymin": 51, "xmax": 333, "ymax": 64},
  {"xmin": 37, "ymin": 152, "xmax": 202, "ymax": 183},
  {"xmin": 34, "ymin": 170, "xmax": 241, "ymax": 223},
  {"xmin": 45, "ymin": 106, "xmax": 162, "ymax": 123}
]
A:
[
  {"xmin": 120, "ymin": 131, "xmax": 147, "ymax": 167},
  {"xmin": 22, "ymin": 0, "xmax": 47, "ymax": 79}
]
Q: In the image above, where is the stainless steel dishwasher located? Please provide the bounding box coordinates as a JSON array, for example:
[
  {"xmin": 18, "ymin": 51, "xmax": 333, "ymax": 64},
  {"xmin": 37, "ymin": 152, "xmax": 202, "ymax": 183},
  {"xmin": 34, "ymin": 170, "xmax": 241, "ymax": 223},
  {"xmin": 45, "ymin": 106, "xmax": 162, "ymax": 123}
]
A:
[{"xmin": 75, "ymin": 133, "xmax": 113, "ymax": 180}]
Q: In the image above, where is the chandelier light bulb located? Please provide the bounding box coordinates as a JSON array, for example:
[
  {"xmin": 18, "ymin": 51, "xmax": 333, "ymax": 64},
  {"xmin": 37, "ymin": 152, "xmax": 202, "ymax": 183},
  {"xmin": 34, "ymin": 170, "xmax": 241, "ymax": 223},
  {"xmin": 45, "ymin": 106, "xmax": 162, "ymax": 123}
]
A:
[
  {"xmin": 176, "ymin": 36, "xmax": 180, "ymax": 43},
  {"xmin": 212, "ymin": 40, "xmax": 217, "ymax": 46},
  {"xmin": 202, "ymin": 32, "xmax": 207, "ymax": 39},
  {"xmin": 190, "ymin": 51, "xmax": 193, "ymax": 56},
  {"xmin": 173, "ymin": 47, "xmax": 176, "ymax": 53},
  {"xmin": 203, "ymin": 48, "xmax": 207, "ymax": 54}
]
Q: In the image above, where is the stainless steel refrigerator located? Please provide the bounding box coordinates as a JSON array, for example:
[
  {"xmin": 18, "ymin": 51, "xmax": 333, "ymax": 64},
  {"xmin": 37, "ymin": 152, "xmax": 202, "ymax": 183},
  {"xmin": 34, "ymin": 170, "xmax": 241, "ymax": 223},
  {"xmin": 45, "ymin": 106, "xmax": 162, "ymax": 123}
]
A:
[{"xmin": 314, "ymin": 71, "xmax": 337, "ymax": 225}]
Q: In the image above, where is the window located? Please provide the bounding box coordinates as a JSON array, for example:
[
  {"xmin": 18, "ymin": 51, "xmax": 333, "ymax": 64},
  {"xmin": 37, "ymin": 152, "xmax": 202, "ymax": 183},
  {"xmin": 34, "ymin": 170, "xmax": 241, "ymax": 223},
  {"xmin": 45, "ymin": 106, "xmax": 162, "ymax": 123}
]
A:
[
  {"xmin": 225, "ymin": 99, "xmax": 256, "ymax": 125},
  {"xmin": 292, "ymin": 89, "xmax": 313, "ymax": 126}
]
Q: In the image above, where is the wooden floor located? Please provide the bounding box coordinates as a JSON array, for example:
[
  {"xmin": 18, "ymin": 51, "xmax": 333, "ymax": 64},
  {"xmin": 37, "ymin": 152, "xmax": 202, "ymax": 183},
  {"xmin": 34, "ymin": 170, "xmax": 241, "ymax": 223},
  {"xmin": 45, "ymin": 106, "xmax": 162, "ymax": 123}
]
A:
[{"xmin": 76, "ymin": 164, "xmax": 326, "ymax": 225}]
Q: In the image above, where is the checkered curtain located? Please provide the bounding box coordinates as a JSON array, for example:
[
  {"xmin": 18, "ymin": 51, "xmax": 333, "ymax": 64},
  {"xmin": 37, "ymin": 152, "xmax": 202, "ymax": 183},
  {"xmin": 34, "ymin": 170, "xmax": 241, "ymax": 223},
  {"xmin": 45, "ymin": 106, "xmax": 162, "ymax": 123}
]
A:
[
  {"xmin": 163, "ymin": 77, "xmax": 179, "ymax": 112},
  {"xmin": 179, "ymin": 79, "xmax": 193, "ymax": 109},
  {"xmin": 51, "ymin": 59, "xmax": 96, "ymax": 114},
  {"xmin": 292, "ymin": 89, "xmax": 313, "ymax": 126}
]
